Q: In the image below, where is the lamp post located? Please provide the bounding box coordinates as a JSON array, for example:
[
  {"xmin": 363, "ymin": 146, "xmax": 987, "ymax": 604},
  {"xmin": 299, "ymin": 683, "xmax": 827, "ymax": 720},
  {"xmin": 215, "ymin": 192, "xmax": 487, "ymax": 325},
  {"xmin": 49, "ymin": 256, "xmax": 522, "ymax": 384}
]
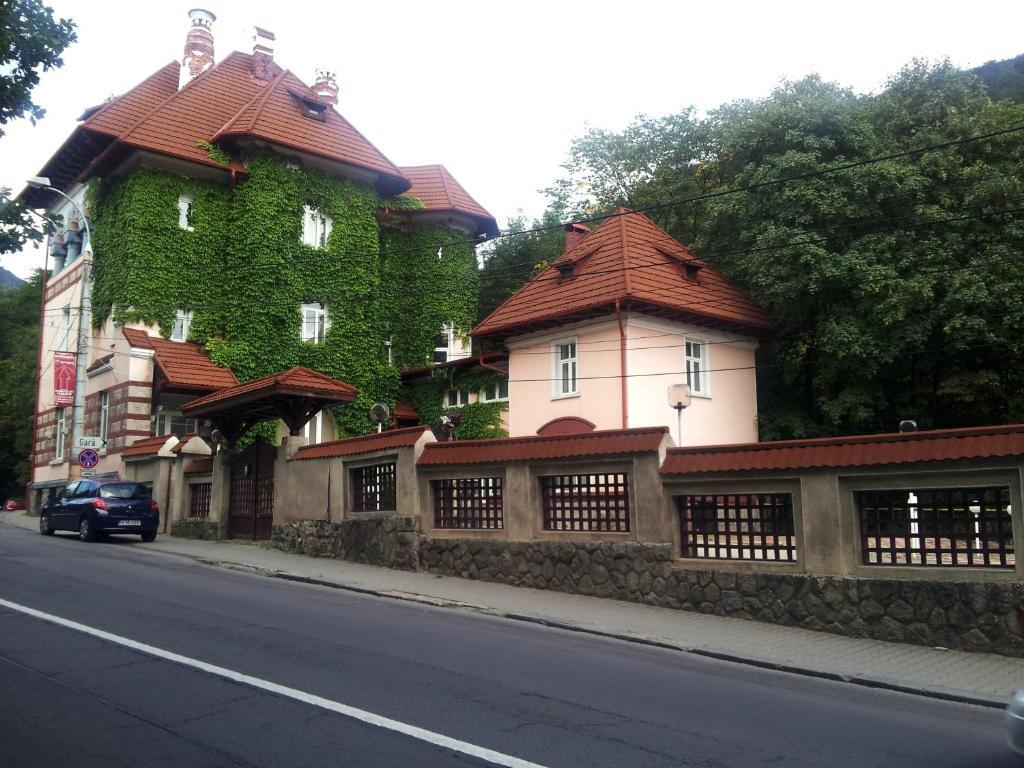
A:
[
  {"xmin": 26, "ymin": 176, "xmax": 92, "ymax": 469},
  {"xmin": 667, "ymin": 383, "xmax": 691, "ymax": 447}
]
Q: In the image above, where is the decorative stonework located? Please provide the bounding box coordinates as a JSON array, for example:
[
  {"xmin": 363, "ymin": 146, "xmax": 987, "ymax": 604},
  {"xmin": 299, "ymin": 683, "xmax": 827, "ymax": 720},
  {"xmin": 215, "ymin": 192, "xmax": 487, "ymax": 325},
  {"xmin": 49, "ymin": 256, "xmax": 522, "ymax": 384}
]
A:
[{"xmin": 171, "ymin": 518, "xmax": 224, "ymax": 540}]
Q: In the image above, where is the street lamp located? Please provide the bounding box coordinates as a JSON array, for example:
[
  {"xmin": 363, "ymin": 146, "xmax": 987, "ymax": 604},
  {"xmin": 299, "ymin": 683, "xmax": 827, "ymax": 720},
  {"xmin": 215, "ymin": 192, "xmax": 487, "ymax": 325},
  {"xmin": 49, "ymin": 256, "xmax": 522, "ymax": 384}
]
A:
[
  {"xmin": 26, "ymin": 175, "xmax": 93, "ymax": 468},
  {"xmin": 667, "ymin": 383, "xmax": 691, "ymax": 447}
]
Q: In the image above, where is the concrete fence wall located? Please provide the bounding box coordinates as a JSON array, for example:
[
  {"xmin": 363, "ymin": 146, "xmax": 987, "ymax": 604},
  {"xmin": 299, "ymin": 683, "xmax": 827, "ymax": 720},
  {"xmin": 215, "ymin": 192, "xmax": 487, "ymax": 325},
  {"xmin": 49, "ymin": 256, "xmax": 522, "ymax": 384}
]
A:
[{"xmin": 154, "ymin": 425, "xmax": 1024, "ymax": 656}]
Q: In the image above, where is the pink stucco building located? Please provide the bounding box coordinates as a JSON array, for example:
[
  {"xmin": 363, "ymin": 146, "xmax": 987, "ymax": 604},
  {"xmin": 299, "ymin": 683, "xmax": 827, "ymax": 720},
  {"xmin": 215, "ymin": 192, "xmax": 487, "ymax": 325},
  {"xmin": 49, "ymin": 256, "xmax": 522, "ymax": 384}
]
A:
[{"xmin": 472, "ymin": 210, "xmax": 774, "ymax": 445}]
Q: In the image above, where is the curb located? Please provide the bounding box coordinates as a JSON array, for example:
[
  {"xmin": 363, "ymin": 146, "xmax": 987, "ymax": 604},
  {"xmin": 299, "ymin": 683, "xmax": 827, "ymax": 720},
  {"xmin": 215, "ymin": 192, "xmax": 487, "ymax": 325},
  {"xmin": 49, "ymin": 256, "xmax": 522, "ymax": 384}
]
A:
[{"xmin": 0, "ymin": 516, "xmax": 1011, "ymax": 709}]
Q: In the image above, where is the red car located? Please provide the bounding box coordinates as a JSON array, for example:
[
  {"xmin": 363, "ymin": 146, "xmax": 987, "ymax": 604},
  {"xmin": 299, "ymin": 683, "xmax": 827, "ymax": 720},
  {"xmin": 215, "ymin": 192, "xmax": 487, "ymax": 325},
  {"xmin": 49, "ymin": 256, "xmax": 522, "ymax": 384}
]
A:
[{"xmin": 4, "ymin": 498, "xmax": 27, "ymax": 511}]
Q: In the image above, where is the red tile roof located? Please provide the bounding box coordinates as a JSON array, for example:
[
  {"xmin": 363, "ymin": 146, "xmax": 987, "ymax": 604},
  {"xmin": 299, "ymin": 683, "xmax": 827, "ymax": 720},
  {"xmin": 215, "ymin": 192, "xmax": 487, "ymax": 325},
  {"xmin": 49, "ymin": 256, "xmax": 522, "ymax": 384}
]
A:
[
  {"xmin": 289, "ymin": 425, "xmax": 430, "ymax": 461},
  {"xmin": 399, "ymin": 164, "xmax": 498, "ymax": 237},
  {"xmin": 86, "ymin": 353, "xmax": 114, "ymax": 373},
  {"xmin": 472, "ymin": 209, "xmax": 774, "ymax": 339},
  {"xmin": 401, "ymin": 350, "xmax": 509, "ymax": 379},
  {"xmin": 395, "ymin": 401, "xmax": 419, "ymax": 420},
  {"xmin": 121, "ymin": 434, "xmax": 172, "ymax": 458},
  {"xmin": 121, "ymin": 328, "xmax": 238, "ymax": 392},
  {"xmin": 660, "ymin": 424, "xmax": 1024, "ymax": 475},
  {"xmin": 65, "ymin": 53, "xmax": 407, "ymax": 195},
  {"xmin": 184, "ymin": 458, "xmax": 213, "ymax": 474},
  {"xmin": 418, "ymin": 426, "xmax": 669, "ymax": 466},
  {"xmin": 182, "ymin": 366, "xmax": 357, "ymax": 414}
]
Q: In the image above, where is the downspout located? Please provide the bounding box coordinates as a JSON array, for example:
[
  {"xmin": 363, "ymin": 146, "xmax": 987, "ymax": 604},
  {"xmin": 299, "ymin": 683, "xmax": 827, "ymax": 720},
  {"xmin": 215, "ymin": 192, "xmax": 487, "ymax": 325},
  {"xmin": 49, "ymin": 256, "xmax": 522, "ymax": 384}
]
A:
[
  {"xmin": 477, "ymin": 349, "xmax": 505, "ymax": 374},
  {"xmin": 615, "ymin": 299, "xmax": 628, "ymax": 429}
]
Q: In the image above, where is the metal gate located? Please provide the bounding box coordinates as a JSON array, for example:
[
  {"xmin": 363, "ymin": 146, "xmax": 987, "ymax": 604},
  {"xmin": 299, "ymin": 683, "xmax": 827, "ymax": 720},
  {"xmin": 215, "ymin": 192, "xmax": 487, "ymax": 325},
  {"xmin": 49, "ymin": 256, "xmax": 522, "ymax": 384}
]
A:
[{"xmin": 228, "ymin": 440, "xmax": 276, "ymax": 540}]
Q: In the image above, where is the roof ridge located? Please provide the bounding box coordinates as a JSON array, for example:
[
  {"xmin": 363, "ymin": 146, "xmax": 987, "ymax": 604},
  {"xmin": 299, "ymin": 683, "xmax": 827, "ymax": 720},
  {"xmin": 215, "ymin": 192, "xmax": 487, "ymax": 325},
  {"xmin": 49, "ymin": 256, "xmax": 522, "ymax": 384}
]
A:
[
  {"xmin": 118, "ymin": 52, "xmax": 241, "ymax": 143},
  {"xmin": 619, "ymin": 211, "xmax": 632, "ymax": 295},
  {"xmin": 84, "ymin": 60, "xmax": 177, "ymax": 130},
  {"xmin": 437, "ymin": 164, "xmax": 455, "ymax": 207},
  {"xmin": 239, "ymin": 67, "xmax": 290, "ymax": 134}
]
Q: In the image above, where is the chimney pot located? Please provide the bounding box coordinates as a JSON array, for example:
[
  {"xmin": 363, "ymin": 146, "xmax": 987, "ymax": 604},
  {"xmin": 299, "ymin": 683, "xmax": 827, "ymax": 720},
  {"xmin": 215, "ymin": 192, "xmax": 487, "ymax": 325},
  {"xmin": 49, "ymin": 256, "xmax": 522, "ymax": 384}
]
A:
[
  {"xmin": 180, "ymin": 9, "xmax": 216, "ymax": 90},
  {"xmin": 312, "ymin": 68, "xmax": 338, "ymax": 105},
  {"xmin": 252, "ymin": 26, "xmax": 276, "ymax": 80}
]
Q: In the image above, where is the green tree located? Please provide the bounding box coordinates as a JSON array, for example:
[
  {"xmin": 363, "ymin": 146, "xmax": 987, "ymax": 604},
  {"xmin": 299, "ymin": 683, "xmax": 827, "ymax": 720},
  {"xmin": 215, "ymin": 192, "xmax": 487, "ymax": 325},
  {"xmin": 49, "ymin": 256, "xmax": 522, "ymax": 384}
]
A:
[
  {"xmin": 0, "ymin": 270, "xmax": 42, "ymax": 501},
  {"xmin": 0, "ymin": 0, "xmax": 77, "ymax": 256},
  {"xmin": 539, "ymin": 62, "xmax": 1024, "ymax": 438}
]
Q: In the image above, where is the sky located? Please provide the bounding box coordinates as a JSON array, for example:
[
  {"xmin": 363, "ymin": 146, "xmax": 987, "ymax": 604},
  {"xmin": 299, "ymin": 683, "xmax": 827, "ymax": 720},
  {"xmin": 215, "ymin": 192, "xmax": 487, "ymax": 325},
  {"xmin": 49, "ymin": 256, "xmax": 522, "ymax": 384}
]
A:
[{"xmin": 2, "ymin": 0, "xmax": 1023, "ymax": 279}]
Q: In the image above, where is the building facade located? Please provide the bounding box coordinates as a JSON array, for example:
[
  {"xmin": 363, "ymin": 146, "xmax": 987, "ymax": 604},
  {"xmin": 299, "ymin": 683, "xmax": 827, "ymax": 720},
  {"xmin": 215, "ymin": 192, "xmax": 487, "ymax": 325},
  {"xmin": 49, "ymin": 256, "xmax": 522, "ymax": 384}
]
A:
[{"xmin": 24, "ymin": 10, "xmax": 496, "ymax": 511}]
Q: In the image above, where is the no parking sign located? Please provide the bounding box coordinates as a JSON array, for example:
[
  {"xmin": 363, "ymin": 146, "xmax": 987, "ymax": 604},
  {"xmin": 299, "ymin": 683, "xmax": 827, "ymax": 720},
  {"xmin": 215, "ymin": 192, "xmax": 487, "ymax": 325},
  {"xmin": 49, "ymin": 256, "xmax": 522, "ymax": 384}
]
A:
[{"xmin": 78, "ymin": 448, "xmax": 99, "ymax": 469}]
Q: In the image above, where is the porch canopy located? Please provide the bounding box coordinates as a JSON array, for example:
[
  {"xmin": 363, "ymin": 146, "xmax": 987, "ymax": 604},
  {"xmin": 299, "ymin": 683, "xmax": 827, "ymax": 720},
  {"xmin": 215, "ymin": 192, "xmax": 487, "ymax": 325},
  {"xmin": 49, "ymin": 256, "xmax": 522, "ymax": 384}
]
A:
[{"xmin": 182, "ymin": 366, "xmax": 358, "ymax": 446}]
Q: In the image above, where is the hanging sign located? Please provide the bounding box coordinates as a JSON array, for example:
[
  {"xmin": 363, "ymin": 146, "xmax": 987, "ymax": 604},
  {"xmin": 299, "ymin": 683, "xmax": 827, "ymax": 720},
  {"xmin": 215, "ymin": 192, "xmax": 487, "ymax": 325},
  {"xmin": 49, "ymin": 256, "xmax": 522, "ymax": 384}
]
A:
[{"xmin": 54, "ymin": 351, "xmax": 76, "ymax": 406}]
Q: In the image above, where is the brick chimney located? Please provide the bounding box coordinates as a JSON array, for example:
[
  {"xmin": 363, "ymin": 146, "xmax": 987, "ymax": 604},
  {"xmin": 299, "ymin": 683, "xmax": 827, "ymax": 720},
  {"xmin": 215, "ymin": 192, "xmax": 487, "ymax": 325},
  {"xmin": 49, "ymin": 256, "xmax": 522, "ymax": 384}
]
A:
[
  {"xmin": 563, "ymin": 222, "xmax": 590, "ymax": 254},
  {"xmin": 179, "ymin": 9, "xmax": 216, "ymax": 90},
  {"xmin": 312, "ymin": 68, "xmax": 338, "ymax": 105},
  {"xmin": 252, "ymin": 27, "xmax": 276, "ymax": 80}
]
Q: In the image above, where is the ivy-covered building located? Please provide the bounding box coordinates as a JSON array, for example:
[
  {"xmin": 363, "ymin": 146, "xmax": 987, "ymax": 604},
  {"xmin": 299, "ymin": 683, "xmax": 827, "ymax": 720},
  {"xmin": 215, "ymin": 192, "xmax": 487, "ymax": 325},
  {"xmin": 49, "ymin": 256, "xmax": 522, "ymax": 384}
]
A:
[{"xmin": 23, "ymin": 10, "xmax": 500, "ymax": 508}]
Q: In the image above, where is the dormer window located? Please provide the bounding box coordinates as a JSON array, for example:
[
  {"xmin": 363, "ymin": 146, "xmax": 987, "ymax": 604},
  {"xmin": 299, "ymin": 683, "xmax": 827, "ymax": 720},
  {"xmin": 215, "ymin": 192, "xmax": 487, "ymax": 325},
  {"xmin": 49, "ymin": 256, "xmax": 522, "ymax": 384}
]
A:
[
  {"xmin": 171, "ymin": 309, "xmax": 193, "ymax": 342},
  {"xmin": 682, "ymin": 262, "xmax": 702, "ymax": 282},
  {"xmin": 289, "ymin": 90, "xmax": 328, "ymax": 122},
  {"xmin": 302, "ymin": 205, "xmax": 332, "ymax": 248},
  {"xmin": 178, "ymin": 193, "xmax": 195, "ymax": 231}
]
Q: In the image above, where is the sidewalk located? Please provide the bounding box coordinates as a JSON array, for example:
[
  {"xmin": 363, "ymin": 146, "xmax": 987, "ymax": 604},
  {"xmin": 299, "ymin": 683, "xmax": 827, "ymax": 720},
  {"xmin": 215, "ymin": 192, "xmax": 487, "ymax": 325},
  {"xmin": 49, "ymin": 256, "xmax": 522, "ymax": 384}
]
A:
[{"xmin": 4, "ymin": 509, "xmax": 1022, "ymax": 708}]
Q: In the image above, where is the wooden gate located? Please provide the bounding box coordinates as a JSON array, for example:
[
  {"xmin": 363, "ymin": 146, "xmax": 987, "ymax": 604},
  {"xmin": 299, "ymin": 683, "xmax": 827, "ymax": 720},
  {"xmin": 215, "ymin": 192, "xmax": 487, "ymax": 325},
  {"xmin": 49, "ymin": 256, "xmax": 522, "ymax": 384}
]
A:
[{"xmin": 228, "ymin": 440, "xmax": 276, "ymax": 540}]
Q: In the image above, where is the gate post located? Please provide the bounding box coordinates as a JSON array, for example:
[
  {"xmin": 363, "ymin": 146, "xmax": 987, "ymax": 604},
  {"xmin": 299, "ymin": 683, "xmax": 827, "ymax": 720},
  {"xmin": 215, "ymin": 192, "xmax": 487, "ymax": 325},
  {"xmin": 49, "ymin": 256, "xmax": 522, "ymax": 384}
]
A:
[{"xmin": 209, "ymin": 449, "xmax": 232, "ymax": 538}]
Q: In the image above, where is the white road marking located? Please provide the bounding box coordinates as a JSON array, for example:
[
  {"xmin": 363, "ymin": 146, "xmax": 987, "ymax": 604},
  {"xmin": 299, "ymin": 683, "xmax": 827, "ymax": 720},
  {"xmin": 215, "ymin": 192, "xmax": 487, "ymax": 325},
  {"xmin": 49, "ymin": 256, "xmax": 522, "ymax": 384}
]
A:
[{"xmin": 0, "ymin": 597, "xmax": 548, "ymax": 768}]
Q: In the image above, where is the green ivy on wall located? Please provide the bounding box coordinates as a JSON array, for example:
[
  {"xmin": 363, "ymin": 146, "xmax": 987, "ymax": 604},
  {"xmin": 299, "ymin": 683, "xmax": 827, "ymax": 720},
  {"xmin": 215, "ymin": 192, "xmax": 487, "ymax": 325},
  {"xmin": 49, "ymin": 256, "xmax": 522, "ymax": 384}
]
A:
[
  {"xmin": 88, "ymin": 154, "xmax": 497, "ymax": 440},
  {"xmin": 403, "ymin": 368, "xmax": 508, "ymax": 440}
]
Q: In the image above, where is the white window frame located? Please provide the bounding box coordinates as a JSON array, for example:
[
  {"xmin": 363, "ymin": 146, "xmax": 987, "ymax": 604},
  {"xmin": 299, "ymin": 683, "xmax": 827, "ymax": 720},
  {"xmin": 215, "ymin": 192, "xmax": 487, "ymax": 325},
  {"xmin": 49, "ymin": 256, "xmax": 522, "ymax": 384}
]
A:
[
  {"xmin": 301, "ymin": 302, "xmax": 330, "ymax": 344},
  {"xmin": 685, "ymin": 338, "xmax": 710, "ymax": 397},
  {"xmin": 303, "ymin": 411, "xmax": 323, "ymax": 444},
  {"xmin": 384, "ymin": 338, "xmax": 394, "ymax": 366},
  {"xmin": 99, "ymin": 391, "xmax": 109, "ymax": 444},
  {"xmin": 54, "ymin": 407, "xmax": 67, "ymax": 461},
  {"xmin": 433, "ymin": 325, "xmax": 453, "ymax": 364},
  {"xmin": 170, "ymin": 308, "xmax": 193, "ymax": 342},
  {"xmin": 444, "ymin": 388, "xmax": 470, "ymax": 408},
  {"xmin": 155, "ymin": 412, "xmax": 198, "ymax": 437},
  {"xmin": 480, "ymin": 379, "xmax": 509, "ymax": 403},
  {"xmin": 58, "ymin": 305, "xmax": 71, "ymax": 351},
  {"xmin": 302, "ymin": 205, "xmax": 333, "ymax": 249},
  {"xmin": 552, "ymin": 337, "xmax": 579, "ymax": 398},
  {"xmin": 178, "ymin": 193, "xmax": 195, "ymax": 231}
]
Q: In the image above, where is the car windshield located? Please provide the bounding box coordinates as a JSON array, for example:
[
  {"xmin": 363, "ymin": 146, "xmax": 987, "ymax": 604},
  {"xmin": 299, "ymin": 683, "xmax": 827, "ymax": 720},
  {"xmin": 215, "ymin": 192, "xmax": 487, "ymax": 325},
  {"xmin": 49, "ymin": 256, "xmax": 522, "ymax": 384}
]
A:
[{"xmin": 99, "ymin": 483, "xmax": 151, "ymax": 500}]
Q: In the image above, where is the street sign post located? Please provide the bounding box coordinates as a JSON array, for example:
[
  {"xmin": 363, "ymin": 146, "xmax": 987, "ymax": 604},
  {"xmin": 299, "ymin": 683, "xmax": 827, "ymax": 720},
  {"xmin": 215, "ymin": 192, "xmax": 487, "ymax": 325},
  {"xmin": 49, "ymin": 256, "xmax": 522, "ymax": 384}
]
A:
[
  {"xmin": 78, "ymin": 448, "xmax": 100, "ymax": 469},
  {"xmin": 75, "ymin": 435, "xmax": 106, "ymax": 450}
]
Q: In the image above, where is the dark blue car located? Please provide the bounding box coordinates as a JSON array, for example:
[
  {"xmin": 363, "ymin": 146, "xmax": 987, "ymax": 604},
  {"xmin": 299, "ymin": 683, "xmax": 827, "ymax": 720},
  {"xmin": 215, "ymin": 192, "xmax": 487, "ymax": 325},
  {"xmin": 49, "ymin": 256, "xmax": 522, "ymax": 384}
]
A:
[{"xmin": 40, "ymin": 480, "xmax": 159, "ymax": 542}]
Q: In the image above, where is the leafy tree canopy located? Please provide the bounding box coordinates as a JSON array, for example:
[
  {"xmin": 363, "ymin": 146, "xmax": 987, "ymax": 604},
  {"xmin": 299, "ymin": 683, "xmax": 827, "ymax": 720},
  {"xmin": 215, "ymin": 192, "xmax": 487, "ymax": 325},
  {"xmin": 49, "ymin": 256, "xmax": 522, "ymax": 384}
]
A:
[
  {"xmin": 0, "ymin": 0, "xmax": 77, "ymax": 257},
  {"xmin": 529, "ymin": 59, "xmax": 1024, "ymax": 438}
]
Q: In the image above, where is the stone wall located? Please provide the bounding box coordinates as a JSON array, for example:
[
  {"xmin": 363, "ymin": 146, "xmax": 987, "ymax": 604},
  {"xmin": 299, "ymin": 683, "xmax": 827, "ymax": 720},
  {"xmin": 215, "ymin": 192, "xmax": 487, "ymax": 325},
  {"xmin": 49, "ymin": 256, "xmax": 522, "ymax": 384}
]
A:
[
  {"xmin": 422, "ymin": 538, "xmax": 1024, "ymax": 657},
  {"xmin": 272, "ymin": 516, "xmax": 423, "ymax": 570},
  {"xmin": 171, "ymin": 518, "xmax": 224, "ymax": 540}
]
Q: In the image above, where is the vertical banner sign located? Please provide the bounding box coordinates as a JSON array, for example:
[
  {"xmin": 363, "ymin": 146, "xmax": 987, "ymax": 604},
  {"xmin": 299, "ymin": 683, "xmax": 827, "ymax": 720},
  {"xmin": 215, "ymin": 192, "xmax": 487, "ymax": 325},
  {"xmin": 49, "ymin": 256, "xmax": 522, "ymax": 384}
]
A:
[{"xmin": 53, "ymin": 351, "xmax": 76, "ymax": 406}]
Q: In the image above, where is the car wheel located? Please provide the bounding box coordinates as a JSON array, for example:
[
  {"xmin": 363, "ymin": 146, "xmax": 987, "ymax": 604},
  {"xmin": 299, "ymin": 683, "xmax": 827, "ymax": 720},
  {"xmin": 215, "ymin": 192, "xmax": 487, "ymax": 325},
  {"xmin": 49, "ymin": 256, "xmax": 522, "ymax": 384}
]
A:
[
  {"xmin": 79, "ymin": 517, "xmax": 97, "ymax": 543},
  {"xmin": 39, "ymin": 514, "xmax": 54, "ymax": 536},
  {"xmin": 140, "ymin": 531, "xmax": 157, "ymax": 543}
]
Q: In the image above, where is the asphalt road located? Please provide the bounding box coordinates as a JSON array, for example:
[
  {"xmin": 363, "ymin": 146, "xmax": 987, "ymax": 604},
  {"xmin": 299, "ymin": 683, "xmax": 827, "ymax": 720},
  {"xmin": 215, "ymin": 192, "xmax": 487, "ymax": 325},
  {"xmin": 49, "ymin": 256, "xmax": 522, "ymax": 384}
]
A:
[{"xmin": 0, "ymin": 525, "xmax": 1017, "ymax": 768}]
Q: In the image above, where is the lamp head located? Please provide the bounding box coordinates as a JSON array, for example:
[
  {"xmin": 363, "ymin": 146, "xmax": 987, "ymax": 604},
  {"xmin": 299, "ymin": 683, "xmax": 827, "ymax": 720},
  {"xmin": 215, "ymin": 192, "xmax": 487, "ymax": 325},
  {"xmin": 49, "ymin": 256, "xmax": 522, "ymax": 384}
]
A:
[
  {"xmin": 26, "ymin": 176, "xmax": 52, "ymax": 189},
  {"xmin": 668, "ymin": 383, "xmax": 691, "ymax": 410}
]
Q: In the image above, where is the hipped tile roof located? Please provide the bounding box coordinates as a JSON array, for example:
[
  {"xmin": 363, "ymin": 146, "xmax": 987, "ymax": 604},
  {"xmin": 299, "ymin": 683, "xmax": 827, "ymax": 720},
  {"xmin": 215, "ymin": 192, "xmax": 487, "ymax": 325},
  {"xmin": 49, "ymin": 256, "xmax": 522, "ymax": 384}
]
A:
[
  {"xmin": 290, "ymin": 425, "xmax": 431, "ymax": 461},
  {"xmin": 121, "ymin": 328, "xmax": 239, "ymax": 392},
  {"xmin": 659, "ymin": 424, "xmax": 1024, "ymax": 475},
  {"xmin": 121, "ymin": 434, "xmax": 174, "ymax": 458},
  {"xmin": 418, "ymin": 427, "xmax": 669, "ymax": 466},
  {"xmin": 472, "ymin": 209, "xmax": 773, "ymax": 339},
  {"xmin": 26, "ymin": 50, "xmax": 494, "ymax": 217},
  {"xmin": 182, "ymin": 366, "xmax": 357, "ymax": 414},
  {"xmin": 399, "ymin": 164, "xmax": 498, "ymax": 237}
]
